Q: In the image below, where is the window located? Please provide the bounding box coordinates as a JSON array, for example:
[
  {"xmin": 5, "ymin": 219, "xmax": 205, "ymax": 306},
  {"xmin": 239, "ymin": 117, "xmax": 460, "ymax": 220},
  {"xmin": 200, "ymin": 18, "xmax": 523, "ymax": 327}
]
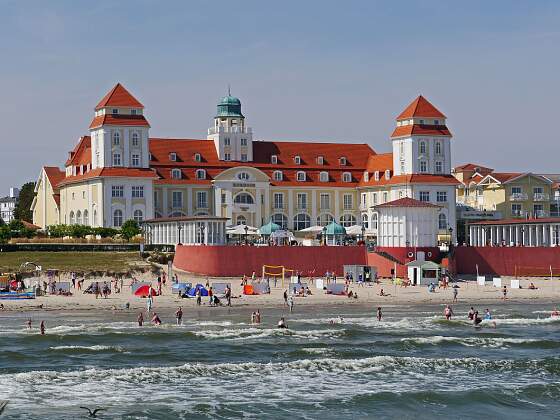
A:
[
  {"xmin": 363, "ymin": 171, "xmax": 369, "ymax": 182},
  {"xmin": 340, "ymin": 214, "xmax": 356, "ymax": 227},
  {"xmin": 511, "ymin": 203, "xmax": 522, "ymax": 216},
  {"xmin": 111, "ymin": 185, "xmax": 124, "ymax": 198},
  {"xmin": 296, "ymin": 171, "xmax": 306, "ymax": 182},
  {"xmin": 317, "ymin": 156, "xmax": 324, "ymax": 165},
  {"xmin": 274, "ymin": 193, "xmax": 284, "ymax": 209},
  {"xmin": 373, "ymin": 193, "xmax": 378, "ymax": 205},
  {"xmin": 419, "ymin": 191, "xmax": 430, "ymax": 202},
  {"xmin": 273, "ymin": 171, "xmax": 283, "ymax": 181},
  {"xmin": 224, "ymin": 153, "xmax": 231, "ymax": 161},
  {"xmin": 272, "ymin": 213, "xmax": 288, "ymax": 229},
  {"xmin": 131, "ymin": 109, "xmax": 137, "ymax": 115},
  {"xmin": 317, "ymin": 213, "xmax": 333, "ymax": 226},
  {"xmin": 400, "ymin": 161, "xmax": 405, "ymax": 173},
  {"xmin": 435, "ymin": 141, "xmax": 442, "ymax": 155},
  {"xmin": 113, "ymin": 209, "xmax": 123, "ymax": 227},
  {"xmin": 534, "ymin": 187, "xmax": 544, "ymax": 194},
  {"xmin": 82, "ymin": 191, "xmax": 86, "ymax": 199},
  {"xmin": 400, "ymin": 141, "xmax": 404, "ymax": 155},
  {"xmin": 361, "ymin": 193, "xmax": 367, "ymax": 206},
  {"xmin": 171, "ymin": 169, "xmax": 181, "ymax": 179},
  {"xmin": 320, "ymin": 172, "xmax": 329, "ymax": 182},
  {"xmin": 434, "ymin": 119, "xmax": 440, "ymax": 125},
  {"xmin": 113, "ymin": 153, "xmax": 122, "ymax": 166},
  {"xmin": 172, "ymin": 191, "xmax": 183, "ymax": 208},
  {"xmin": 374, "ymin": 171, "xmax": 380, "ymax": 181},
  {"xmin": 83, "ymin": 210, "xmax": 89, "ymax": 226},
  {"xmin": 294, "ymin": 155, "xmax": 301, "ymax": 164},
  {"xmin": 343, "ymin": 194, "xmax": 353, "ymax": 210},
  {"xmin": 132, "ymin": 132, "xmax": 139, "ymax": 147},
  {"xmin": 534, "ymin": 204, "xmax": 544, "ymax": 217},
  {"xmin": 419, "ymin": 141, "xmax": 426, "ymax": 155},
  {"xmin": 339, "ymin": 157, "xmax": 347, "ymax": 166},
  {"xmin": 132, "ymin": 186, "xmax": 144, "ymax": 198},
  {"xmin": 194, "ymin": 153, "xmax": 201, "ymax": 162},
  {"xmin": 76, "ymin": 210, "xmax": 82, "ymax": 225},
  {"xmin": 133, "ymin": 209, "xmax": 143, "ymax": 222},
  {"xmin": 169, "ymin": 152, "xmax": 177, "ymax": 161},
  {"xmin": 224, "ymin": 137, "xmax": 230, "ymax": 146},
  {"xmin": 113, "ymin": 132, "xmax": 120, "ymax": 145},
  {"xmin": 384, "ymin": 170, "xmax": 390, "ymax": 180},
  {"xmin": 221, "ymin": 193, "xmax": 226, "ymax": 204},
  {"xmin": 419, "ymin": 160, "xmax": 427, "ymax": 173},
  {"xmin": 240, "ymin": 138, "xmax": 248, "ymax": 146},
  {"xmin": 320, "ymin": 193, "xmax": 330, "ymax": 210},
  {"xmin": 236, "ymin": 215, "xmax": 247, "ymax": 225},
  {"xmin": 132, "ymin": 154, "xmax": 140, "ymax": 167},
  {"xmin": 196, "ymin": 191, "xmax": 208, "ymax": 208},
  {"xmin": 419, "ymin": 119, "xmax": 424, "ymax": 124},
  {"xmin": 436, "ymin": 191, "xmax": 447, "ymax": 202},
  {"xmin": 293, "ymin": 213, "xmax": 311, "ymax": 230},
  {"xmin": 69, "ymin": 211, "xmax": 75, "ymax": 225},
  {"xmin": 511, "ymin": 186, "xmax": 522, "ymax": 195},
  {"xmin": 234, "ymin": 193, "xmax": 254, "ymax": 204},
  {"xmin": 438, "ymin": 213, "xmax": 447, "ymax": 230},
  {"xmin": 342, "ymin": 172, "xmax": 352, "ymax": 182},
  {"xmin": 361, "ymin": 214, "xmax": 369, "ymax": 229},
  {"xmin": 297, "ymin": 193, "xmax": 307, "ymax": 209},
  {"xmin": 382, "ymin": 192, "xmax": 388, "ymax": 203},
  {"xmin": 371, "ymin": 213, "xmax": 378, "ymax": 230},
  {"xmin": 237, "ymin": 172, "xmax": 250, "ymax": 181},
  {"xmin": 112, "ymin": 109, "xmax": 118, "ymax": 115},
  {"xmin": 196, "ymin": 169, "xmax": 206, "ymax": 180},
  {"xmin": 241, "ymin": 154, "xmax": 248, "ymax": 162},
  {"xmin": 154, "ymin": 191, "xmax": 159, "ymax": 207},
  {"xmin": 435, "ymin": 161, "xmax": 443, "ymax": 173},
  {"xmin": 271, "ymin": 155, "xmax": 278, "ymax": 164}
]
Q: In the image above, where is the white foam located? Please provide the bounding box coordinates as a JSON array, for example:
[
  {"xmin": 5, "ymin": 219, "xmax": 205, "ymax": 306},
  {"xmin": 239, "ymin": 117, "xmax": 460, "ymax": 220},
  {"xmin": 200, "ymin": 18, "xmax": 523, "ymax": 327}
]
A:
[
  {"xmin": 49, "ymin": 345, "xmax": 127, "ymax": 352},
  {"xmin": 401, "ymin": 336, "xmax": 542, "ymax": 348}
]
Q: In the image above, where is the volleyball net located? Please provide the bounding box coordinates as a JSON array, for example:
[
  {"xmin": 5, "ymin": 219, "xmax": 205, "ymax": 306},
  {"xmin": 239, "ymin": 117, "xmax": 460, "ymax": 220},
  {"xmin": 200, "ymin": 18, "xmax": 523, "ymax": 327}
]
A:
[
  {"xmin": 262, "ymin": 265, "xmax": 296, "ymax": 287},
  {"xmin": 514, "ymin": 265, "xmax": 560, "ymax": 278}
]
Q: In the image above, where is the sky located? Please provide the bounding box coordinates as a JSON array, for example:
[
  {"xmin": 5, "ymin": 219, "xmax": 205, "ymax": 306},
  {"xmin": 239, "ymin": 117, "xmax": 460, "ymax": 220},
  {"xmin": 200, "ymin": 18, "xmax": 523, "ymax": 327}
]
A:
[{"xmin": 1, "ymin": 0, "xmax": 559, "ymax": 193}]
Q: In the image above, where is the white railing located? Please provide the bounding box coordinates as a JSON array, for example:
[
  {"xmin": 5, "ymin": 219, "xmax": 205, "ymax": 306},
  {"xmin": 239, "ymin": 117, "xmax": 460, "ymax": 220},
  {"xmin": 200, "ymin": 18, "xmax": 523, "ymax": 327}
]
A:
[
  {"xmin": 534, "ymin": 193, "xmax": 550, "ymax": 201},
  {"xmin": 208, "ymin": 126, "xmax": 252, "ymax": 135},
  {"xmin": 535, "ymin": 210, "xmax": 547, "ymax": 218},
  {"xmin": 510, "ymin": 193, "xmax": 528, "ymax": 201},
  {"xmin": 512, "ymin": 210, "xmax": 527, "ymax": 218}
]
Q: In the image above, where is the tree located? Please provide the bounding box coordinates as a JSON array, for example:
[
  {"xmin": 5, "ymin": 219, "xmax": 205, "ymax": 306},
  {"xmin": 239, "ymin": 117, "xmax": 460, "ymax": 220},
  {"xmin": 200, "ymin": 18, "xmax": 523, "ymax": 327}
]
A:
[
  {"xmin": 0, "ymin": 225, "xmax": 10, "ymax": 243},
  {"xmin": 13, "ymin": 182, "xmax": 35, "ymax": 222},
  {"xmin": 120, "ymin": 220, "xmax": 141, "ymax": 241}
]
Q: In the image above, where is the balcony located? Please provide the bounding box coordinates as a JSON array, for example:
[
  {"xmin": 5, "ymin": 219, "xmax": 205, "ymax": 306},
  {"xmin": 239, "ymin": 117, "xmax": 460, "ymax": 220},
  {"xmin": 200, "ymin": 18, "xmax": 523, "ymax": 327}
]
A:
[
  {"xmin": 509, "ymin": 193, "xmax": 528, "ymax": 201},
  {"xmin": 208, "ymin": 126, "xmax": 252, "ymax": 135},
  {"xmin": 533, "ymin": 193, "xmax": 550, "ymax": 201}
]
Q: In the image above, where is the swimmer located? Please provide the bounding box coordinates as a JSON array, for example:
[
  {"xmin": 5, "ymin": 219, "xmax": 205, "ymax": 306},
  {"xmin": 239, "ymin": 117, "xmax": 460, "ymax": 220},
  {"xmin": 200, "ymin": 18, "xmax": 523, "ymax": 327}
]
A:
[
  {"xmin": 444, "ymin": 305, "xmax": 454, "ymax": 320},
  {"xmin": 251, "ymin": 311, "xmax": 257, "ymax": 324},
  {"xmin": 40, "ymin": 321, "xmax": 45, "ymax": 335},
  {"xmin": 473, "ymin": 311, "xmax": 482, "ymax": 327},
  {"xmin": 137, "ymin": 312, "xmax": 144, "ymax": 326},
  {"xmin": 277, "ymin": 317, "xmax": 288, "ymax": 329},
  {"xmin": 26, "ymin": 318, "xmax": 32, "ymax": 329},
  {"xmin": 376, "ymin": 307, "xmax": 382, "ymax": 321},
  {"xmin": 175, "ymin": 307, "xmax": 183, "ymax": 325},
  {"xmin": 151, "ymin": 313, "xmax": 162, "ymax": 325},
  {"xmin": 484, "ymin": 309, "xmax": 492, "ymax": 320},
  {"xmin": 467, "ymin": 307, "xmax": 475, "ymax": 320},
  {"xmin": 551, "ymin": 308, "xmax": 560, "ymax": 318},
  {"xmin": 255, "ymin": 310, "xmax": 261, "ymax": 324}
]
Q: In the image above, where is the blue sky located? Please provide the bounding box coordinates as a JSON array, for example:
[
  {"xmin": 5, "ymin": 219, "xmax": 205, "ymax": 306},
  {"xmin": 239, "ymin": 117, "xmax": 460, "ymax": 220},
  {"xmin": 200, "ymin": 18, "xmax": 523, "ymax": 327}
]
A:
[{"xmin": 1, "ymin": 0, "xmax": 559, "ymax": 193}]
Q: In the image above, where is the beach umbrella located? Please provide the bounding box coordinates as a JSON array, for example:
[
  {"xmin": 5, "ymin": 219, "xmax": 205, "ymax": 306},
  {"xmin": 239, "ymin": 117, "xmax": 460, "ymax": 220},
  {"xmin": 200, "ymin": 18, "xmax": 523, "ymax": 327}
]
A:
[{"xmin": 134, "ymin": 285, "xmax": 152, "ymax": 297}]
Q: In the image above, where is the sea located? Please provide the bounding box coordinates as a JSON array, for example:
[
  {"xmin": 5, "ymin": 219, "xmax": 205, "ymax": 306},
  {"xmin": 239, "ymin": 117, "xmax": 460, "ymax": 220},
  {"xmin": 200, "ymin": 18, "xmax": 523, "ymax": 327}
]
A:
[{"xmin": 1, "ymin": 303, "xmax": 560, "ymax": 419}]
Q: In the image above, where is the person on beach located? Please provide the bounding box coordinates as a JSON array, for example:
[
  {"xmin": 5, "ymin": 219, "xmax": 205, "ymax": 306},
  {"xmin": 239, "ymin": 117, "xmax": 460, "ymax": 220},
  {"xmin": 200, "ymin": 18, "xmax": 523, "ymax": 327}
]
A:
[
  {"xmin": 277, "ymin": 317, "xmax": 288, "ymax": 329},
  {"xmin": 175, "ymin": 307, "xmax": 183, "ymax": 325},
  {"xmin": 102, "ymin": 282, "xmax": 110, "ymax": 299},
  {"xmin": 467, "ymin": 307, "xmax": 475, "ymax": 320},
  {"xmin": 287, "ymin": 296, "xmax": 294, "ymax": 313},
  {"xmin": 283, "ymin": 290, "xmax": 288, "ymax": 306},
  {"xmin": 151, "ymin": 313, "xmax": 162, "ymax": 325},
  {"xmin": 225, "ymin": 285, "xmax": 232, "ymax": 307},
  {"xmin": 444, "ymin": 305, "xmax": 454, "ymax": 320},
  {"xmin": 40, "ymin": 321, "xmax": 45, "ymax": 335},
  {"xmin": 379, "ymin": 289, "xmax": 386, "ymax": 297},
  {"xmin": 376, "ymin": 307, "xmax": 382, "ymax": 321},
  {"xmin": 71, "ymin": 272, "xmax": 76, "ymax": 289},
  {"xmin": 208, "ymin": 287, "xmax": 214, "ymax": 306},
  {"xmin": 196, "ymin": 288, "xmax": 202, "ymax": 306},
  {"xmin": 502, "ymin": 286, "xmax": 508, "ymax": 300},
  {"xmin": 255, "ymin": 309, "xmax": 261, "ymax": 323},
  {"xmin": 26, "ymin": 318, "xmax": 32, "ymax": 329},
  {"xmin": 137, "ymin": 312, "xmax": 144, "ymax": 326},
  {"xmin": 147, "ymin": 295, "xmax": 153, "ymax": 313},
  {"xmin": 162, "ymin": 271, "xmax": 167, "ymax": 286},
  {"xmin": 452, "ymin": 286, "xmax": 458, "ymax": 303},
  {"xmin": 78, "ymin": 278, "xmax": 84, "ymax": 291}
]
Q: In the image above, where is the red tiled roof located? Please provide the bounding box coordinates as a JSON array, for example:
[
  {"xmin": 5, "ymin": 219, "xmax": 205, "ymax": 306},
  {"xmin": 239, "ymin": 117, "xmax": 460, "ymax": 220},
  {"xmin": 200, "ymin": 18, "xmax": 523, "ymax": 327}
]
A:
[
  {"xmin": 43, "ymin": 166, "xmax": 65, "ymax": 187},
  {"xmin": 95, "ymin": 83, "xmax": 144, "ymax": 110},
  {"xmin": 65, "ymin": 136, "xmax": 92, "ymax": 166},
  {"xmin": 22, "ymin": 220, "xmax": 41, "ymax": 230},
  {"xmin": 484, "ymin": 172, "xmax": 522, "ymax": 183},
  {"xmin": 364, "ymin": 153, "xmax": 393, "ymax": 173},
  {"xmin": 58, "ymin": 168, "xmax": 158, "ymax": 186},
  {"xmin": 53, "ymin": 194, "xmax": 60, "ymax": 206},
  {"xmin": 391, "ymin": 124, "xmax": 451, "ymax": 138},
  {"xmin": 376, "ymin": 197, "xmax": 440, "ymax": 208},
  {"xmin": 454, "ymin": 163, "xmax": 494, "ymax": 172},
  {"xmin": 396, "ymin": 95, "xmax": 446, "ymax": 120},
  {"xmin": 89, "ymin": 114, "xmax": 150, "ymax": 129},
  {"xmin": 470, "ymin": 218, "xmax": 560, "ymax": 226}
]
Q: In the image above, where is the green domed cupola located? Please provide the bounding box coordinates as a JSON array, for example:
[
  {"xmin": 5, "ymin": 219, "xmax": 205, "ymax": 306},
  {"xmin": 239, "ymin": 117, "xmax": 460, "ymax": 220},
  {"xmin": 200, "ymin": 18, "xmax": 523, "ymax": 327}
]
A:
[{"xmin": 216, "ymin": 93, "xmax": 244, "ymax": 118}]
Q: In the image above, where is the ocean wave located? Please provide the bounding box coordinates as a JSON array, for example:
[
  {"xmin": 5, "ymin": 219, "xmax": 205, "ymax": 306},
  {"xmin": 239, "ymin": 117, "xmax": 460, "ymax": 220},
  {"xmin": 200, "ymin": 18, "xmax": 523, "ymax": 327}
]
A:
[
  {"xmin": 400, "ymin": 336, "xmax": 555, "ymax": 349},
  {"xmin": 49, "ymin": 345, "xmax": 127, "ymax": 353},
  {"xmin": 193, "ymin": 327, "xmax": 343, "ymax": 341}
]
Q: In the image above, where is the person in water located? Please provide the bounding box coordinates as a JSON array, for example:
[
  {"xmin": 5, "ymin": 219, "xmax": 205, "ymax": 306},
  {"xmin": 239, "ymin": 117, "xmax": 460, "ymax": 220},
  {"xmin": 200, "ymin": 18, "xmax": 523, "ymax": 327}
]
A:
[
  {"xmin": 444, "ymin": 305, "xmax": 454, "ymax": 320},
  {"xmin": 376, "ymin": 307, "xmax": 382, "ymax": 321},
  {"xmin": 175, "ymin": 307, "xmax": 183, "ymax": 325},
  {"xmin": 467, "ymin": 307, "xmax": 475, "ymax": 320},
  {"xmin": 26, "ymin": 318, "xmax": 32, "ymax": 329},
  {"xmin": 283, "ymin": 290, "xmax": 288, "ymax": 306},
  {"xmin": 277, "ymin": 317, "xmax": 288, "ymax": 329},
  {"xmin": 473, "ymin": 311, "xmax": 483, "ymax": 326},
  {"xmin": 151, "ymin": 313, "xmax": 162, "ymax": 325},
  {"xmin": 502, "ymin": 285, "xmax": 508, "ymax": 300},
  {"xmin": 287, "ymin": 296, "xmax": 294, "ymax": 313},
  {"xmin": 251, "ymin": 311, "xmax": 257, "ymax": 324},
  {"xmin": 137, "ymin": 312, "xmax": 144, "ymax": 326},
  {"xmin": 255, "ymin": 309, "xmax": 261, "ymax": 324},
  {"xmin": 484, "ymin": 309, "xmax": 492, "ymax": 320},
  {"xmin": 40, "ymin": 321, "xmax": 45, "ymax": 335}
]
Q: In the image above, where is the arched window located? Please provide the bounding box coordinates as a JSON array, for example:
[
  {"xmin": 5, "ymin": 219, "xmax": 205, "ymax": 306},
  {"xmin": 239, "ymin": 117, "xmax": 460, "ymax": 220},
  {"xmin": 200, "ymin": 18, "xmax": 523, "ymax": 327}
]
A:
[
  {"xmin": 113, "ymin": 209, "xmax": 123, "ymax": 227},
  {"xmin": 317, "ymin": 213, "xmax": 333, "ymax": 227},
  {"xmin": 69, "ymin": 211, "xmax": 75, "ymax": 225},
  {"xmin": 320, "ymin": 171, "xmax": 329, "ymax": 182},
  {"xmin": 237, "ymin": 172, "xmax": 250, "ymax": 181},
  {"xmin": 293, "ymin": 213, "xmax": 311, "ymax": 231},
  {"xmin": 194, "ymin": 153, "xmax": 202, "ymax": 162},
  {"xmin": 134, "ymin": 209, "xmax": 143, "ymax": 222},
  {"xmin": 171, "ymin": 169, "xmax": 181, "ymax": 179},
  {"xmin": 340, "ymin": 214, "xmax": 356, "ymax": 227},
  {"xmin": 339, "ymin": 156, "xmax": 347, "ymax": 165},
  {"xmin": 361, "ymin": 213, "xmax": 369, "ymax": 229},
  {"xmin": 273, "ymin": 171, "xmax": 283, "ymax": 181},
  {"xmin": 271, "ymin": 213, "xmax": 288, "ymax": 229},
  {"xmin": 113, "ymin": 132, "xmax": 120, "ymax": 145},
  {"xmin": 76, "ymin": 210, "xmax": 82, "ymax": 225},
  {"xmin": 196, "ymin": 169, "xmax": 206, "ymax": 180},
  {"xmin": 439, "ymin": 213, "xmax": 447, "ymax": 230},
  {"xmin": 83, "ymin": 210, "xmax": 89, "ymax": 226},
  {"xmin": 234, "ymin": 193, "xmax": 254, "ymax": 204},
  {"xmin": 371, "ymin": 213, "xmax": 378, "ymax": 230},
  {"xmin": 236, "ymin": 215, "xmax": 247, "ymax": 225},
  {"xmin": 294, "ymin": 155, "xmax": 301, "ymax": 164},
  {"xmin": 132, "ymin": 132, "xmax": 139, "ymax": 146}
]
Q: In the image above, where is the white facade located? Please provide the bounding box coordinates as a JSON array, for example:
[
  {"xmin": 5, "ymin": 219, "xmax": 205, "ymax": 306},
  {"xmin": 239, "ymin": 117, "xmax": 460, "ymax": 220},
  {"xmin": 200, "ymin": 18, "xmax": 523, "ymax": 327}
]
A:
[
  {"xmin": 0, "ymin": 188, "xmax": 18, "ymax": 223},
  {"xmin": 143, "ymin": 216, "xmax": 228, "ymax": 246},
  {"xmin": 377, "ymin": 205, "xmax": 439, "ymax": 247}
]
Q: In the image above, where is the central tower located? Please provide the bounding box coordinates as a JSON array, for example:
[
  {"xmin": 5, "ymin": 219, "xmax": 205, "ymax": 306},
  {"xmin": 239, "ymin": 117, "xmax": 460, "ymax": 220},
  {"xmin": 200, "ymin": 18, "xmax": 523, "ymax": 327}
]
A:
[{"xmin": 208, "ymin": 91, "xmax": 253, "ymax": 162}]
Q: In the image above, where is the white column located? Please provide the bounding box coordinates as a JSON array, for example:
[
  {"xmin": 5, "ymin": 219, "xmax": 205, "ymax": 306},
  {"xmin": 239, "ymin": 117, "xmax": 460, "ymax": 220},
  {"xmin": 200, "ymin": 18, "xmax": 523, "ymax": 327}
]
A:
[
  {"xmin": 550, "ymin": 225, "xmax": 555, "ymax": 246},
  {"xmin": 288, "ymin": 191, "xmax": 294, "ymax": 229},
  {"xmin": 204, "ymin": 222, "xmax": 209, "ymax": 245}
]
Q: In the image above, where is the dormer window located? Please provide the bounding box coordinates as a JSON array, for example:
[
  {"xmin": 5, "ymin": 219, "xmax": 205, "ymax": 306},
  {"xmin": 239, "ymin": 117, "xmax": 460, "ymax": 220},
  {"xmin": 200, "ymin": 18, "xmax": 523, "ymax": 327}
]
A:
[
  {"xmin": 171, "ymin": 169, "xmax": 181, "ymax": 179},
  {"xmin": 169, "ymin": 152, "xmax": 177, "ymax": 162},
  {"xmin": 196, "ymin": 169, "xmax": 206, "ymax": 180},
  {"xmin": 112, "ymin": 132, "xmax": 120, "ymax": 146},
  {"xmin": 112, "ymin": 109, "xmax": 118, "ymax": 115},
  {"xmin": 317, "ymin": 156, "xmax": 324, "ymax": 165},
  {"xmin": 131, "ymin": 109, "xmax": 137, "ymax": 115},
  {"xmin": 339, "ymin": 157, "xmax": 347, "ymax": 166},
  {"xmin": 434, "ymin": 119, "xmax": 440, "ymax": 125},
  {"xmin": 273, "ymin": 170, "xmax": 283, "ymax": 181},
  {"xmin": 319, "ymin": 171, "xmax": 329, "ymax": 182},
  {"xmin": 294, "ymin": 155, "xmax": 301, "ymax": 165},
  {"xmin": 363, "ymin": 171, "xmax": 369, "ymax": 182},
  {"xmin": 194, "ymin": 153, "xmax": 202, "ymax": 162},
  {"xmin": 296, "ymin": 171, "xmax": 306, "ymax": 182},
  {"xmin": 374, "ymin": 171, "xmax": 380, "ymax": 181},
  {"xmin": 385, "ymin": 170, "xmax": 390, "ymax": 180},
  {"xmin": 342, "ymin": 172, "xmax": 352, "ymax": 183},
  {"xmin": 271, "ymin": 155, "xmax": 278, "ymax": 164}
]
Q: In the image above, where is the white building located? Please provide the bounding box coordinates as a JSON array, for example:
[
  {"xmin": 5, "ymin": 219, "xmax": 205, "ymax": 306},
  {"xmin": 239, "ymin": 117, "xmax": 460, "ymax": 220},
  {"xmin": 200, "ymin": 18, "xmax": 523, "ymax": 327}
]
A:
[{"xmin": 0, "ymin": 188, "xmax": 19, "ymax": 223}]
